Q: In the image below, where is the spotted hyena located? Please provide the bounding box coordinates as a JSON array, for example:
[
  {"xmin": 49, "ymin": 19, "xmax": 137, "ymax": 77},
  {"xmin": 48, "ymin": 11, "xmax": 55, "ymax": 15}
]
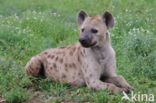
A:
[{"xmin": 25, "ymin": 10, "xmax": 134, "ymax": 93}]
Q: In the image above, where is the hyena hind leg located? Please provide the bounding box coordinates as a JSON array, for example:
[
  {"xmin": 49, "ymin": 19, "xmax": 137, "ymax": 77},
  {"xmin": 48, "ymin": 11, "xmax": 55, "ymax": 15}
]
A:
[{"xmin": 25, "ymin": 55, "xmax": 44, "ymax": 76}]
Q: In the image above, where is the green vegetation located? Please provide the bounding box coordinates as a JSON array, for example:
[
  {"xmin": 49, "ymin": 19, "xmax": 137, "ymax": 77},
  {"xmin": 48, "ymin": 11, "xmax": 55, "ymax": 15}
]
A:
[{"xmin": 0, "ymin": 0, "xmax": 155, "ymax": 103}]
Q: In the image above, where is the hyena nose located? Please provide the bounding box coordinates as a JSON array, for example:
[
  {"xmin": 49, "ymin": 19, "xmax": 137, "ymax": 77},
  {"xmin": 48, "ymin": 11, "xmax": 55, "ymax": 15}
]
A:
[{"xmin": 79, "ymin": 38, "xmax": 87, "ymax": 45}]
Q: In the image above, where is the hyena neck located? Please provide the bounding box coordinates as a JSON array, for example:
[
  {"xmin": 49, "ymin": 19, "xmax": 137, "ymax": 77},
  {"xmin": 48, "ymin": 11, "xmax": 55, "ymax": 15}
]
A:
[
  {"xmin": 84, "ymin": 33, "xmax": 112, "ymax": 60},
  {"xmin": 91, "ymin": 43, "xmax": 111, "ymax": 55},
  {"xmin": 96, "ymin": 32, "xmax": 112, "ymax": 51}
]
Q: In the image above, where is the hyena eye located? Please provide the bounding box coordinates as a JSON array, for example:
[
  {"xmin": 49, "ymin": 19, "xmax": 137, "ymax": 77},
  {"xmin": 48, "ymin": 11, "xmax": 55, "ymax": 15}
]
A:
[
  {"xmin": 81, "ymin": 28, "xmax": 85, "ymax": 32},
  {"xmin": 91, "ymin": 28, "xmax": 98, "ymax": 33}
]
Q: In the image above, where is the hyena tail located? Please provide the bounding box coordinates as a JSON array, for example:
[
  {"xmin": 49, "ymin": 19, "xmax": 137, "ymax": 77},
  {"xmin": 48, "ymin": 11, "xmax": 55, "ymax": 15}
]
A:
[{"xmin": 25, "ymin": 55, "xmax": 44, "ymax": 76}]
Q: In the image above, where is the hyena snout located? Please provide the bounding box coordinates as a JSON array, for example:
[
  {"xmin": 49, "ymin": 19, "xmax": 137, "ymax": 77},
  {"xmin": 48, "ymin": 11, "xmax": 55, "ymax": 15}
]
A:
[
  {"xmin": 79, "ymin": 37, "xmax": 88, "ymax": 46},
  {"xmin": 79, "ymin": 35, "xmax": 96, "ymax": 48}
]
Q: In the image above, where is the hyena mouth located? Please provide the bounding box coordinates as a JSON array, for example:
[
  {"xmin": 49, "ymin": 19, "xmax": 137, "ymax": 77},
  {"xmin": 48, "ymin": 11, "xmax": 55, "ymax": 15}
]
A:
[{"xmin": 81, "ymin": 41, "xmax": 97, "ymax": 48}]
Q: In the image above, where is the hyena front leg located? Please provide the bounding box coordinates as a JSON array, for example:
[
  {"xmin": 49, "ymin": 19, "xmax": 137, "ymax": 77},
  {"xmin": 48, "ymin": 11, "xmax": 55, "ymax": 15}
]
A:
[
  {"xmin": 85, "ymin": 78, "xmax": 126, "ymax": 93},
  {"xmin": 82, "ymin": 67, "xmax": 127, "ymax": 93},
  {"xmin": 104, "ymin": 75, "xmax": 134, "ymax": 90}
]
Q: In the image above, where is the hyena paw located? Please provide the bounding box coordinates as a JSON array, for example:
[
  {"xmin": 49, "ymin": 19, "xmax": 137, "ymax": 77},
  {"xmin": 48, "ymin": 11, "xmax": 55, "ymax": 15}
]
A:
[
  {"xmin": 120, "ymin": 88, "xmax": 130, "ymax": 94},
  {"xmin": 123, "ymin": 84, "xmax": 134, "ymax": 91},
  {"xmin": 119, "ymin": 86, "xmax": 134, "ymax": 94},
  {"xmin": 113, "ymin": 87, "xmax": 128, "ymax": 94}
]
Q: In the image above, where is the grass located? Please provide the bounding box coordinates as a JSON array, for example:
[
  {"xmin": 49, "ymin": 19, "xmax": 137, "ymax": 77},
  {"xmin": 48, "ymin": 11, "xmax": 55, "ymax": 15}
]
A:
[{"xmin": 0, "ymin": 0, "xmax": 156, "ymax": 103}]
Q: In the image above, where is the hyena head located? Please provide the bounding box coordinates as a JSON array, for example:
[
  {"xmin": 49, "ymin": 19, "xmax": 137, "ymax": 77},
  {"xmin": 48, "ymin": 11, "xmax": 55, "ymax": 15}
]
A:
[{"xmin": 77, "ymin": 10, "xmax": 114, "ymax": 48}]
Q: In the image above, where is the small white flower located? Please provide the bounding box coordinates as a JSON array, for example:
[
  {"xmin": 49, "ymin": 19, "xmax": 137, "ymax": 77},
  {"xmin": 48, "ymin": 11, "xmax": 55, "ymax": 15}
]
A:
[
  {"xmin": 53, "ymin": 12, "xmax": 57, "ymax": 16},
  {"xmin": 40, "ymin": 18, "xmax": 43, "ymax": 22},
  {"xmin": 32, "ymin": 10, "xmax": 37, "ymax": 14},
  {"xmin": 73, "ymin": 29, "xmax": 77, "ymax": 32},
  {"xmin": 39, "ymin": 12, "xmax": 42, "ymax": 15},
  {"xmin": 146, "ymin": 30, "xmax": 150, "ymax": 33},
  {"xmin": 26, "ymin": 17, "xmax": 29, "ymax": 20},
  {"xmin": 132, "ymin": 28, "xmax": 136, "ymax": 31},
  {"xmin": 33, "ymin": 17, "xmax": 37, "ymax": 20},
  {"xmin": 14, "ymin": 13, "xmax": 19, "ymax": 19},
  {"xmin": 146, "ymin": 18, "xmax": 149, "ymax": 21},
  {"xmin": 30, "ymin": 34, "xmax": 34, "ymax": 36},
  {"xmin": 15, "ymin": 27, "xmax": 20, "ymax": 30},
  {"xmin": 140, "ymin": 28, "xmax": 144, "ymax": 32},
  {"xmin": 23, "ymin": 29, "xmax": 26, "ymax": 33}
]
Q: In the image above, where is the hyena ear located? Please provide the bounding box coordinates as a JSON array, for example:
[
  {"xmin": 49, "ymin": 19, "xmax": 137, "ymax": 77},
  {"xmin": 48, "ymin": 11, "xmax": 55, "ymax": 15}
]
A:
[
  {"xmin": 102, "ymin": 11, "xmax": 114, "ymax": 29},
  {"xmin": 77, "ymin": 10, "xmax": 88, "ymax": 27}
]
